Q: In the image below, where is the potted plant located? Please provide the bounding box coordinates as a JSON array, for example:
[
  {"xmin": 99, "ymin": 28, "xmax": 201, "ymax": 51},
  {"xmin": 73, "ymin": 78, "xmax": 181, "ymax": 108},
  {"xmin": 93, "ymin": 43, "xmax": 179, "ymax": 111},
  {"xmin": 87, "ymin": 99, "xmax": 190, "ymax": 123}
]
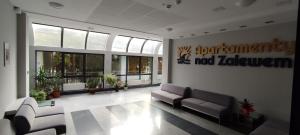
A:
[
  {"xmin": 240, "ymin": 99, "xmax": 255, "ymax": 118},
  {"xmin": 50, "ymin": 75, "xmax": 63, "ymax": 98},
  {"xmin": 124, "ymin": 82, "xmax": 128, "ymax": 90},
  {"xmin": 104, "ymin": 73, "xmax": 118, "ymax": 92},
  {"xmin": 30, "ymin": 89, "xmax": 47, "ymax": 102},
  {"xmin": 34, "ymin": 67, "xmax": 52, "ymax": 99},
  {"xmin": 86, "ymin": 77, "xmax": 101, "ymax": 94}
]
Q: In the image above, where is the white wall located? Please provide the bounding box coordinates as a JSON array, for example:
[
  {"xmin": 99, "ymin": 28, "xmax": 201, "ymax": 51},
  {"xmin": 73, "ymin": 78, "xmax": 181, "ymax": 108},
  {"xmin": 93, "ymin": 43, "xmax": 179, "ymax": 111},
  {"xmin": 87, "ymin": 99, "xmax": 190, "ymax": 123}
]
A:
[
  {"xmin": 170, "ymin": 22, "xmax": 297, "ymax": 122},
  {"xmin": 0, "ymin": 0, "xmax": 17, "ymax": 117}
]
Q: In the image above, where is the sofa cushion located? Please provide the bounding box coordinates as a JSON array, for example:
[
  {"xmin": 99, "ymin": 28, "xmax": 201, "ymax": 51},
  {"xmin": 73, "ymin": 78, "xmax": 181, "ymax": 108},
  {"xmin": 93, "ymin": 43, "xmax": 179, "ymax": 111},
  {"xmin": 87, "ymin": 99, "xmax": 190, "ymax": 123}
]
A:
[
  {"xmin": 25, "ymin": 129, "xmax": 56, "ymax": 135},
  {"xmin": 151, "ymin": 90, "xmax": 182, "ymax": 104},
  {"xmin": 191, "ymin": 89, "xmax": 233, "ymax": 107},
  {"xmin": 23, "ymin": 97, "xmax": 39, "ymax": 114},
  {"xmin": 31, "ymin": 114, "xmax": 66, "ymax": 135},
  {"xmin": 160, "ymin": 84, "xmax": 188, "ymax": 97},
  {"xmin": 36, "ymin": 106, "xmax": 64, "ymax": 118},
  {"xmin": 181, "ymin": 98, "xmax": 207, "ymax": 107},
  {"xmin": 15, "ymin": 105, "xmax": 35, "ymax": 134}
]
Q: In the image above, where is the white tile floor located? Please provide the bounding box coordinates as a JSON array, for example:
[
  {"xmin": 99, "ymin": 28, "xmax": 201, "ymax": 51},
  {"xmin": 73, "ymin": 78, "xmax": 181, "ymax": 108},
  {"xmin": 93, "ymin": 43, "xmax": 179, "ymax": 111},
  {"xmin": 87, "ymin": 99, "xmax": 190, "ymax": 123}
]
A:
[{"xmin": 54, "ymin": 86, "xmax": 244, "ymax": 135}]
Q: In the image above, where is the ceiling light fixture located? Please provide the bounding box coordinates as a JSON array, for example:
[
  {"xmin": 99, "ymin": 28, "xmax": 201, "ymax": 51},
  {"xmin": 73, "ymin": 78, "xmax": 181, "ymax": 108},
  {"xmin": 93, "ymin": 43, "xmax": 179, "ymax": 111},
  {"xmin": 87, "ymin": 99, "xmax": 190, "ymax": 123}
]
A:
[
  {"xmin": 240, "ymin": 25, "xmax": 248, "ymax": 28},
  {"xmin": 162, "ymin": 0, "xmax": 182, "ymax": 9},
  {"xmin": 49, "ymin": 2, "xmax": 64, "ymax": 9},
  {"xmin": 166, "ymin": 27, "xmax": 173, "ymax": 32},
  {"xmin": 204, "ymin": 32, "xmax": 209, "ymax": 34},
  {"xmin": 235, "ymin": 0, "xmax": 256, "ymax": 7},
  {"xmin": 179, "ymin": 36, "xmax": 184, "ymax": 38},
  {"xmin": 213, "ymin": 6, "xmax": 226, "ymax": 12},
  {"xmin": 265, "ymin": 20, "xmax": 275, "ymax": 24},
  {"xmin": 191, "ymin": 33, "xmax": 196, "ymax": 37},
  {"xmin": 220, "ymin": 28, "xmax": 227, "ymax": 32}
]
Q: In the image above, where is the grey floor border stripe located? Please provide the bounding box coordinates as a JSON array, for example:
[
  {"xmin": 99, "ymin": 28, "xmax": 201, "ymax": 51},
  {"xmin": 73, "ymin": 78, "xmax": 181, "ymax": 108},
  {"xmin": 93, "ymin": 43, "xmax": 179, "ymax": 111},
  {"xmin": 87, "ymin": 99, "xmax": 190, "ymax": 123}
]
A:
[{"xmin": 71, "ymin": 110, "xmax": 104, "ymax": 135}]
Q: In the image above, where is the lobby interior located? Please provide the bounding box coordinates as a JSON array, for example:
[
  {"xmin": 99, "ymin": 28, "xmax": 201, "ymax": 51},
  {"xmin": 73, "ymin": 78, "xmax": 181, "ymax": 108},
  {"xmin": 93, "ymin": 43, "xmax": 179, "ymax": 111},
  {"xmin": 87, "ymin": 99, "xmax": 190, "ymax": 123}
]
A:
[{"xmin": 0, "ymin": 0, "xmax": 299, "ymax": 135}]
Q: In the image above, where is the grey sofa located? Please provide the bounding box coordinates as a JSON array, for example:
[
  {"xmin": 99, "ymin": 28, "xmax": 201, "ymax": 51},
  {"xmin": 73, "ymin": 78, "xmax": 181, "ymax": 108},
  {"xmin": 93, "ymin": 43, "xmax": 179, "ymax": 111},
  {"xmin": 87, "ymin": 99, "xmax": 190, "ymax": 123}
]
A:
[
  {"xmin": 14, "ymin": 99, "xmax": 66, "ymax": 135},
  {"xmin": 250, "ymin": 120, "xmax": 289, "ymax": 135},
  {"xmin": 22, "ymin": 97, "xmax": 64, "ymax": 117},
  {"xmin": 0, "ymin": 119, "xmax": 56, "ymax": 135},
  {"xmin": 151, "ymin": 84, "xmax": 190, "ymax": 107},
  {"xmin": 181, "ymin": 89, "xmax": 234, "ymax": 121}
]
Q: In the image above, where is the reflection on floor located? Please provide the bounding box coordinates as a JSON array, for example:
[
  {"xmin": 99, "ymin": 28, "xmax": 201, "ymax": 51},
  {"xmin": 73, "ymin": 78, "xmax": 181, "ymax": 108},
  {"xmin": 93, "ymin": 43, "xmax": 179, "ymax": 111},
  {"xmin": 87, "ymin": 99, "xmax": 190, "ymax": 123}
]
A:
[
  {"xmin": 54, "ymin": 87, "xmax": 243, "ymax": 135},
  {"xmin": 72, "ymin": 101, "xmax": 217, "ymax": 135}
]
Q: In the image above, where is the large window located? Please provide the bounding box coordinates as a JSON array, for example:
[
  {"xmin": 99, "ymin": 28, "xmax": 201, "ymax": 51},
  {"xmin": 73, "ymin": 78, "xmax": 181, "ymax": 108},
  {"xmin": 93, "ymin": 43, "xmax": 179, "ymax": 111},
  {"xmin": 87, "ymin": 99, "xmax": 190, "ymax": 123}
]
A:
[
  {"xmin": 127, "ymin": 38, "xmax": 145, "ymax": 53},
  {"xmin": 63, "ymin": 28, "xmax": 87, "ymax": 49},
  {"xmin": 142, "ymin": 40, "xmax": 161, "ymax": 54},
  {"xmin": 32, "ymin": 24, "xmax": 62, "ymax": 47},
  {"xmin": 36, "ymin": 51, "xmax": 104, "ymax": 91},
  {"xmin": 112, "ymin": 55, "xmax": 152, "ymax": 86},
  {"xmin": 36, "ymin": 51, "xmax": 62, "ymax": 76},
  {"xmin": 157, "ymin": 57, "xmax": 163, "ymax": 83},
  {"xmin": 86, "ymin": 32, "xmax": 109, "ymax": 50},
  {"xmin": 112, "ymin": 36, "xmax": 131, "ymax": 52}
]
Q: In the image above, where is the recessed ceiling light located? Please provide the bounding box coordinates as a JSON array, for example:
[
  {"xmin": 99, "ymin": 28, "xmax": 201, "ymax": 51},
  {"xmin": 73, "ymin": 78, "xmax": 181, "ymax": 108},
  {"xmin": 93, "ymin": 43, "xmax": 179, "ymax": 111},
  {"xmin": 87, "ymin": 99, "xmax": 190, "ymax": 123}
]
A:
[
  {"xmin": 220, "ymin": 28, "xmax": 227, "ymax": 32},
  {"xmin": 265, "ymin": 20, "xmax": 275, "ymax": 24},
  {"xmin": 191, "ymin": 33, "xmax": 196, "ymax": 37},
  {"xmin": 166, "ymin": 27, "xmax": 173, "ymax": 32},
  {"xmin": 276, "ymin": 0, "xmax": 293, "ymax": 7},
  {"xmin": 204, "ymin": 32, "xmax": 209, "ymax": 34},
  {"xmin": 179, "ymin": 36, "xmax": 184, "ymax": 38},
  {"xmin": 49, "ymin": 2, "xmax": 64, "ymax": 9},
  {"xmin": 235, "ymin": 0, "xmax": 256, "ymax": 7},
  {"xmin": 213, "ymin": 6, "xmax": 226, "ymax": 12},
  {"xmin": 240, "ymin": 25, "xmax": 248, "ymax": 28}
]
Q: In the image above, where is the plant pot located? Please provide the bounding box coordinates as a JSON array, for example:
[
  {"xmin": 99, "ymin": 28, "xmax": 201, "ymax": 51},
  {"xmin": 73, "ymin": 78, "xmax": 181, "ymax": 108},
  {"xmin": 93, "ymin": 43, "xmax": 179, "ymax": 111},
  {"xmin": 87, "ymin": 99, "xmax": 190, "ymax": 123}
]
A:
[
  {"xmin": 114, "ymin": 87, "xmax": 119, "ymax": 92},
  {"xmin": 52, "ymin": 90, "xmax": 61, "ymax": 98},
  {"xmin": 88, "ymin": 88, "xmax": 97, "ymax": 94}
]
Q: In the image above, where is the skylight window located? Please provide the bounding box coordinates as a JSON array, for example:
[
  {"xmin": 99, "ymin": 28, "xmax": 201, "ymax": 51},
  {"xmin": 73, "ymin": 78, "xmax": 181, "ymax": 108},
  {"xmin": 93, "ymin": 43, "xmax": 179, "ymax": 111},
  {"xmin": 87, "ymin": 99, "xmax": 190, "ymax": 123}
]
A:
[
  {"xmin": 32, "ymin": 24, "xmax": 61, "ymax": 47},
  {"xmin": 86, "ymin": 32, "xmax": 109, "ymax": 50},
  {"xmin": 127, "ymin": 38, "xmax": 145, "ymax": 53},
  {"xmin": 111, "ymin": 36, "xmax": 131, "ymax": 52},
  {"xmin": 63, "ymin": 28, "xmax": 87, "ymax": 49},
  {"xmin": 142, "ymin": 40, "xmax": 161, "ymax": 54}
]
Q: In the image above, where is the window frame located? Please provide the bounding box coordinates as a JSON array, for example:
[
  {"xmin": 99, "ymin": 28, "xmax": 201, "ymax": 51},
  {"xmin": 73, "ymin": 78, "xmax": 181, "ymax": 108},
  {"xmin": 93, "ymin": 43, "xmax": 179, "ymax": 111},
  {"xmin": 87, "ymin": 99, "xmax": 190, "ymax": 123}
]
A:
[
  {"xmin": 32, "ymin": 23, "xmax": 63, "ymax": 47},
  {"xmin": 86, "ymin": 31, "xmax": 110, "ymax": 51}
]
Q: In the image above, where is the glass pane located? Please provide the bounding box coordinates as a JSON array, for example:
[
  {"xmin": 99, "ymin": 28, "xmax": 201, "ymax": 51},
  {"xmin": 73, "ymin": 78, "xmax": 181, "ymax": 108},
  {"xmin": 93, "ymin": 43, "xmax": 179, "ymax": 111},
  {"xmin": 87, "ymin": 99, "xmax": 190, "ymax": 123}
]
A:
[
  {"xmin": 64, "ymin": 53, "xmax": 84, "ymax": 76},
  {"xmin": 63, "ymin": 28, "xmax": 87, "ymax": 49},
  {"xmin": 142, "ymin": 40, "xmax": 161, "ymax": 54},
  {"xmin": 111, "ymin": 36, "xmax": 131, "ymax": 52},
  {"xmin": 128, "ymin": 56, "xmax": 140, "ymax": 75},
  {"xmin": 86, "ymin": 54, "xmax": 104, "ymax": 76},
  {"xmin": 157, "ymin": 74, "xmax": 162, "ymax": 83},
  {"xmin": 158, "ymin": 57, "xmax": 163, "ymax": 74},
  {"xmin": 63, "ymin": 77, "xmax": 85, "ymax": 91},
  {"xmin": 127, "ymin": 38, "xmax": 145, "ymax": 53},
  {"xmin": 87, "ymin": 32, "xmax": 109, "ymax": 50},
  {"xmin": 32, "ymin": 24, "xmax": 61, "ymax": 47},
  {"xmin": 141, "ymin": 57, "xmax": 152, "ymax": 74},
  {"xmin": 127, "ymin": 75, "xmax": 151, "ymax": 86},
  {"xmin": 112, "ymin": 55, "xmax": 127, "ymax": 75},
  {"xmin": 36, "ymin": 51, "xmax": 62, "ymax": 76},
  {"xmin": 158, "ymin": 45, "xmax": 163, "ymax": 55}
]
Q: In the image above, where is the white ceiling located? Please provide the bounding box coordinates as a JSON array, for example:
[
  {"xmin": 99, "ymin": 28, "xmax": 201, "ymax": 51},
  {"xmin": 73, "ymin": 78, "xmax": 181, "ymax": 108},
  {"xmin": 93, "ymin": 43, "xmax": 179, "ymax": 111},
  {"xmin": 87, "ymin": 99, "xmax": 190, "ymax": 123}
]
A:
[{"xmin": 10, "ymin": 0, "xmax": 299, "ymax": 39}]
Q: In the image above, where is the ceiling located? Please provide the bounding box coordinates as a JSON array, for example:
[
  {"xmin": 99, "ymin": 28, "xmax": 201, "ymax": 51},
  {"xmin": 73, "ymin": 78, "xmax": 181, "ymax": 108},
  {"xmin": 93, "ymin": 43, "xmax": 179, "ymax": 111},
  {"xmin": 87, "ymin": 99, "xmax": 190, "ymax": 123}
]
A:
[{"xmin": 10, "ymin": 0, "xmax": 299, "ymax": 39}]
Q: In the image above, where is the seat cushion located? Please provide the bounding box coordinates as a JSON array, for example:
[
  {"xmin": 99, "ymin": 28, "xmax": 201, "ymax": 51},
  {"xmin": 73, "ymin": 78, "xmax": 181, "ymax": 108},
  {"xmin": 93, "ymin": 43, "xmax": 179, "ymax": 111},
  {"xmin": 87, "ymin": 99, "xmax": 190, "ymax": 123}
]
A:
[
  {"xmin": 23, "ymin": 97, "xmax": 39, "ymax": 114},
  {"xmin": 160, "ymin": 84, "xmax": 187, "ymax": 97},
  {"xmin": 30, "ymin": 114, "xmax": 66, "ymax": 135},
  {"xmin": 151, "ymin": 90, "xmax": 182, "ymax": 105},
  {"xmin": 15, "ymin": 105, "xmax": 36, "ymax": 134},
  {"xmin": 181, "ymin": 98, "xmax": 207, "ymax": 107},
  {"xmin": 25, "ymin": 129, "xmax": 56, "ymax": 135},
  {"xmin": 36, "ymin": 106, "xmax": 64, "ymax": 117},
  {"xmin": 191, "ymin": 89, "xmax": 233, "ymax": 107}
]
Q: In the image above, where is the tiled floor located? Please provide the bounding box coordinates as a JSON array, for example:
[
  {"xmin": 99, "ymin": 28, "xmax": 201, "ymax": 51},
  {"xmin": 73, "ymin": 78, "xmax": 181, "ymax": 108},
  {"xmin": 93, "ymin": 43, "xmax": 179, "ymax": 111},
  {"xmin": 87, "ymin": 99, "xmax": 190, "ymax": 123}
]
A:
[{"xmin": 54, "ymin": 86, "xmax": 244, "ymax": 135}]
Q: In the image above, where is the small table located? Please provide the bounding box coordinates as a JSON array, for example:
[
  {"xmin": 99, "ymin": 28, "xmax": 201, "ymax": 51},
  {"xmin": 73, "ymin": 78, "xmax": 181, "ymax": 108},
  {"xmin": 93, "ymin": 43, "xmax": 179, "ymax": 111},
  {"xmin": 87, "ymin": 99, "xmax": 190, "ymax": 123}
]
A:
[
  {"xmin": 238, "ymin": 112, "xmax": 265, "ymax": 130},
  {"xmin": 38, "ymin": 100, "xmax": 55, "ymax": 107}
]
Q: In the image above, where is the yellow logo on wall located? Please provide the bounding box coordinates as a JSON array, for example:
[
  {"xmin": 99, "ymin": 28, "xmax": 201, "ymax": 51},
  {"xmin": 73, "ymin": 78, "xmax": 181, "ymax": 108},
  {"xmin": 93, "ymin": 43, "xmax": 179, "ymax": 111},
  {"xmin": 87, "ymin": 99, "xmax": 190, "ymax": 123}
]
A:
[{"xmin": 177, "ymin": 46, "xmax": 191, "ymax": 64}]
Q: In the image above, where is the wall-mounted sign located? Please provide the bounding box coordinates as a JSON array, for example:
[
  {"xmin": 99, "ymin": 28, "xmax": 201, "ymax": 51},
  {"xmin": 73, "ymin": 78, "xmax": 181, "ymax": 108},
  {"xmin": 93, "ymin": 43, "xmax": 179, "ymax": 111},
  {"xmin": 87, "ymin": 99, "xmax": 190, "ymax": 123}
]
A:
[
  {"xmin": 177, "ymin": 46, "xmax": 191, "ymax": 64},
  {"xmin": 177, "ymin": 38, "xmax": 295, "ymax": 68}
]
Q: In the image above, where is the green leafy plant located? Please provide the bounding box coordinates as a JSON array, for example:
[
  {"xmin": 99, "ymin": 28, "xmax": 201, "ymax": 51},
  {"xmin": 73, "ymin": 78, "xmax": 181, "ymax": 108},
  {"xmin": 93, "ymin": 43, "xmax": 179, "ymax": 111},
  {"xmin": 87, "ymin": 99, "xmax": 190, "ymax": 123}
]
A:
[
  {"xmin": 35, "ymin": 66, "xmax": 48, "ymax": 90},
  {"xmin": 86, "ymin": 78, "xmax": 101, "ymax": 89},
  {"xmin": 30, "ymin": 89, "xmax": 46, "ymax": 102},
  {"xmin": 49, "ymin": 74, "xmax": 63, "ymax": 91},
  {"xmin": 104, "ymin": 73, "xmax": 118, "ymax": 88}
]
